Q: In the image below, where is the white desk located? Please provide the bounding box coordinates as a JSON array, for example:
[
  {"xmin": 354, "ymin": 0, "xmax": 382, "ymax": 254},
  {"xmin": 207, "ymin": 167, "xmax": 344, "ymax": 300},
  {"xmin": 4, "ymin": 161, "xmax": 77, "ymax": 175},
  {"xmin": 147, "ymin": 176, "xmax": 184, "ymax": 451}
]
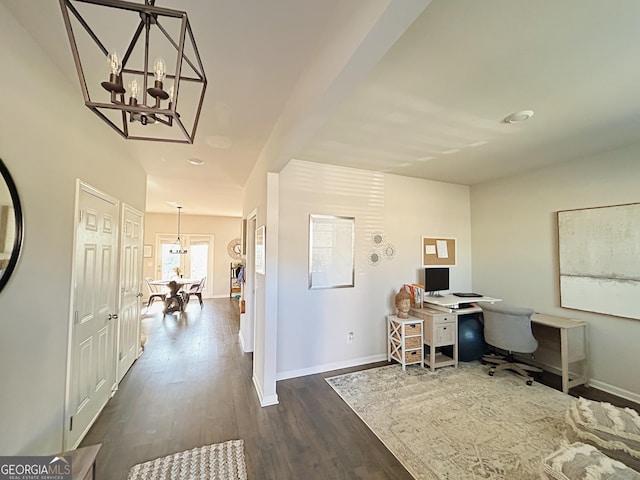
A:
[
  {"xmin": 420, "ymin": 298, "xmax": 588, "ymax": 393},
  {"xmin": 422, "ymin": 294, "xmax": 501, "ymax": 314}
]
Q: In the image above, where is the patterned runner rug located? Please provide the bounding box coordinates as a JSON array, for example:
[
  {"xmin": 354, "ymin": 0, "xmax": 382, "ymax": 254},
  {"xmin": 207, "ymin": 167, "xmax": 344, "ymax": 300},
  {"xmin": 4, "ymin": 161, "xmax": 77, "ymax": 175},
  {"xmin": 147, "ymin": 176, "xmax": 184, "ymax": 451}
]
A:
[
  {"xmin": 127, "ymin": 439, "xmax": 247, "ymax": 480},
  {"xmin": 327, "ymin": 363, "xmax": 572, "ymax": 479}
]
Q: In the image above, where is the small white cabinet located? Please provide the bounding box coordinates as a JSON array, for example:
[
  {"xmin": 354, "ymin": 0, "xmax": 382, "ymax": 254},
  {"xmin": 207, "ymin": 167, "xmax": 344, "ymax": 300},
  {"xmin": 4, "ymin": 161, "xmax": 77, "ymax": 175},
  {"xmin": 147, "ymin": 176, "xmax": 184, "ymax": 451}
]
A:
[
  {"xmin": 410, "ymin": 307, "xmax": 458, "ymax": 371},
  {"xmin": 387, "ymin": 315, "xmax": 424, "ymax": 370}
]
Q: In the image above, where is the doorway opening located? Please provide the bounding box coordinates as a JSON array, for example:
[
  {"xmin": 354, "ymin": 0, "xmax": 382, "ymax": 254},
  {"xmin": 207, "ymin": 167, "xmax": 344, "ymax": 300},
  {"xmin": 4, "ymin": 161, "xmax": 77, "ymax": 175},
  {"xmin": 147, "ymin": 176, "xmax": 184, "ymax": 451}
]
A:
[{"xmin": 156, "ymin": 234, "xmax": 213, "ymax": 298}]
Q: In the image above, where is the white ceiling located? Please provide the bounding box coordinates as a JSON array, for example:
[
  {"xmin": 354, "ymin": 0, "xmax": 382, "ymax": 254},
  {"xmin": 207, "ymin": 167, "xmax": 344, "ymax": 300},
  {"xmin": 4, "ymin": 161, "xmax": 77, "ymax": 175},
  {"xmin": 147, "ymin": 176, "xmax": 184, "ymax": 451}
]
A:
[{"xmin": 4, "ymin": 1, "xmax": 640, "ymax": 216}]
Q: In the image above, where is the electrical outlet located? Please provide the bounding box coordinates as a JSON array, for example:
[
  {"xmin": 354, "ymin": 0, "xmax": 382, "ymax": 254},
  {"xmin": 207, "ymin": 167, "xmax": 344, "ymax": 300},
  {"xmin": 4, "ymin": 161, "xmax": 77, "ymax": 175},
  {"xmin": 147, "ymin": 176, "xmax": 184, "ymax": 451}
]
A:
[{"xmin": 347, "ymin": 332, "xmax": 354, "ymax": 344}]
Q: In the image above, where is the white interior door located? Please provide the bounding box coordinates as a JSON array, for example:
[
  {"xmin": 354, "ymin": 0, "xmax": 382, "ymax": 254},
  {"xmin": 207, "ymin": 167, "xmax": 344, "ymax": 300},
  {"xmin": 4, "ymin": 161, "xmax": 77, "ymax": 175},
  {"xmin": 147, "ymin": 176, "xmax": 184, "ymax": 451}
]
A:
[
  {"xmin": 66, "ymin": 182, "xmax": 119, "ymax": 450},
  {"xmin": 116, "ymin": 204, "xmax": 143, "ymax": 383}
]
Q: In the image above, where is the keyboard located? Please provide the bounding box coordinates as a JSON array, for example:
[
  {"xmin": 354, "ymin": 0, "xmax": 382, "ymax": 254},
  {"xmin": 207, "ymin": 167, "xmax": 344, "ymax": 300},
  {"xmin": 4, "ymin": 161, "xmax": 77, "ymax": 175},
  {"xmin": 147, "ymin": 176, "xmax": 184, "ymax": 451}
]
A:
[{"xmin": 452, "ymin": 292, "xmax": 482, "ymax": 298}]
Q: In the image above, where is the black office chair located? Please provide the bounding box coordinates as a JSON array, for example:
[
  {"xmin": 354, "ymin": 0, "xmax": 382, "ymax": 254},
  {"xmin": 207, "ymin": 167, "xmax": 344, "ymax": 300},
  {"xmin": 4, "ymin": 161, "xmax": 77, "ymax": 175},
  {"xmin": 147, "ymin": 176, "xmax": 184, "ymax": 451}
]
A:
[{"xmin": 480, "ymin": 302, "xmax": 543, "ymax": 385}]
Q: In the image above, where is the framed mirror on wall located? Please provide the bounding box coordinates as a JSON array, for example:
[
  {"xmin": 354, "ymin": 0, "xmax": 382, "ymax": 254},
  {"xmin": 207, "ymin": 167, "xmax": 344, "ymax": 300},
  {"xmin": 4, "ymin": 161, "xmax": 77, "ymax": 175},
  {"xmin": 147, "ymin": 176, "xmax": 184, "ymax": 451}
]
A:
[
  {"xmin": 0, "ymin": 158, "xmax": 23, "ymax": 293},
  {"xmin": 309, "ymin": 214, "xmax": 355, "ymax": 289}
]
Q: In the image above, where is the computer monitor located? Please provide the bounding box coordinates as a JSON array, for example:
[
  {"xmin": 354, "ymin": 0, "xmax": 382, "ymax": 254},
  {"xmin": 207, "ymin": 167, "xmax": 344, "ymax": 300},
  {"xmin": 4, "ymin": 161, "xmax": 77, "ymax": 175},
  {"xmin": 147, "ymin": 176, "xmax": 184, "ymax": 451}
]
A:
[{"xmin": 424, "ymin": 267, "xmax": 449, "ymax": 296}]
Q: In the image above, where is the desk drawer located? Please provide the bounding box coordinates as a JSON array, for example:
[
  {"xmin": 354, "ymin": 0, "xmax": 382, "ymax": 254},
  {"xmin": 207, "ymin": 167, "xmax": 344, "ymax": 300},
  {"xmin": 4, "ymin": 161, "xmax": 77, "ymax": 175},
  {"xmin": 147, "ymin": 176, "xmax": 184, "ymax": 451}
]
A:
[
  {"xmin": 435, "ymin": 324, "xmax": 455, "ymax": 346},
  {"xmin": 433, "ymin": 314, "xmax": 454, "ymax": 324}
]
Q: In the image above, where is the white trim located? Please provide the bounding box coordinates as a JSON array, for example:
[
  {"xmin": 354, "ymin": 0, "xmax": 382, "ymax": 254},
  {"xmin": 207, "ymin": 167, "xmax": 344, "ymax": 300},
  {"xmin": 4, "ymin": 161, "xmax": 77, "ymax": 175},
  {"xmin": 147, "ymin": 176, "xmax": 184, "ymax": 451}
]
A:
[
  {"xmin": 587, "ymin": 378, "xmax": 640, "ymax": 405},
  {"xmin": 252, "ymin": 374, "xmax": 279, "ymax": 407},
  {"xmin": 276, "ymin": 354, "xmax": 387, "ymax": 381}
]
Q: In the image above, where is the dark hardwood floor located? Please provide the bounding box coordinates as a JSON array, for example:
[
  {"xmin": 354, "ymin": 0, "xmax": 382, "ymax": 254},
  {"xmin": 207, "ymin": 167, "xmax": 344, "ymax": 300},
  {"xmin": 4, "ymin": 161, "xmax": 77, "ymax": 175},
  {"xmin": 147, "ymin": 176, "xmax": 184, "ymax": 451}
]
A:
[
  {"xmin": 80, "ymin": 298, "xmax": 639, "ymax": 479},
  {"xmin": 80, "ymin": 299, "xmax": 412, "ymax": 479}
]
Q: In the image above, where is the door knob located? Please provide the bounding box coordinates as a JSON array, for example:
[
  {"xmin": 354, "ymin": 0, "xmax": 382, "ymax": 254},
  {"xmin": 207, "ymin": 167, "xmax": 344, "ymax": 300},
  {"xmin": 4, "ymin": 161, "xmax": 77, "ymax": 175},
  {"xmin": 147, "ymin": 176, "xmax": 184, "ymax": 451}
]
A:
[{"xmin": 108, "ymin": 314, "xmax": 119, "ymax": 320}]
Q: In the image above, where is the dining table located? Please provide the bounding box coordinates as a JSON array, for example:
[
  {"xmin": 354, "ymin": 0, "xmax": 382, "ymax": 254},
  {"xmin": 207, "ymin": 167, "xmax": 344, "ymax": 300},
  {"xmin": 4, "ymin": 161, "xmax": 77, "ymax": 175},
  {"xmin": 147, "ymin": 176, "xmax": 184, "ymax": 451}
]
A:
[
  {"xmin": 149, "ymin": 278, "xmax": 199, "ymax": 290},
  {"xmin": 149, "ymin": 278, "xmax": 199, "ymax": 313}
]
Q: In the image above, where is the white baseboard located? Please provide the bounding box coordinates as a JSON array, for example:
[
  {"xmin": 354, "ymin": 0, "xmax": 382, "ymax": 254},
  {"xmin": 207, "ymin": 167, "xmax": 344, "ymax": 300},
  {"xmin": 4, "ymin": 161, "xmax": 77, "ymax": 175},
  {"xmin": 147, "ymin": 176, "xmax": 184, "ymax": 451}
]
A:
[
  {"xmin": 586, "ymin": 378, "xmax": 640, "ymax": 404},
  {"xmin": 276, "ymin": 353, "xmax": 388, "ymax": 381},
  {"xmin": 252, "ymin": 375, "xmax": 279, "ymax": 407}
]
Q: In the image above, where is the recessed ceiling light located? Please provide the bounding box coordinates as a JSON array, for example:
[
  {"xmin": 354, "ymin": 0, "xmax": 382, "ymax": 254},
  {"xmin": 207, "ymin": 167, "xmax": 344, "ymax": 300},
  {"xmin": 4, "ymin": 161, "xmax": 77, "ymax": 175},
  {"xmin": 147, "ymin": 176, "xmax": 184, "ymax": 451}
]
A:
[
  {"xmin": 187, "ymin": 158, "xmax": 205, "ymax": 166},
  {"xmin": 503, "ymin": 110, "xmax": 534, "ymax": 124}
]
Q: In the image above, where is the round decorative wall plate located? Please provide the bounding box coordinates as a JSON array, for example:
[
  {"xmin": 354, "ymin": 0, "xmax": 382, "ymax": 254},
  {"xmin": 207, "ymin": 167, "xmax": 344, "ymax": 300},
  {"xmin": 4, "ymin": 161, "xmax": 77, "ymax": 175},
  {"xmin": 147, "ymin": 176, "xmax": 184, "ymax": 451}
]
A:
[
  {"xmin": 367, "ymin": 249, "xmax": 382, "ymax": 266},
  {"xmin": 382, "ymin": 243, "xmax": 396, "ymax": 260},
  {"xmin": 227, "ymin": 238, "xmax": 242, "ymax": 259},
  {"xmin": 371, "ymin": 232, "xmax": 385, "ymax": 245}
]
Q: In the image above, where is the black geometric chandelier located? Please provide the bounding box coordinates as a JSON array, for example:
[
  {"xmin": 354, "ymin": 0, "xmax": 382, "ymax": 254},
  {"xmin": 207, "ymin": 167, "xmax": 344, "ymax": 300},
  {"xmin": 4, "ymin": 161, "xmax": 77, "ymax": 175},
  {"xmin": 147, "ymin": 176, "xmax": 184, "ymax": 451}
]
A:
[{"xmin": 58, "ymin": 0, "xmax": 207, "ymax": 143}]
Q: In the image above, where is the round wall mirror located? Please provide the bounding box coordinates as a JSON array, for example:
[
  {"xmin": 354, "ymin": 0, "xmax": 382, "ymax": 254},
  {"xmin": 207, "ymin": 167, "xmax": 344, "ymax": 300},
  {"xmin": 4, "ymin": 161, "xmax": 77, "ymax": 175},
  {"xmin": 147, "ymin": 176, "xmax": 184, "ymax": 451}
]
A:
[
  {"xmin": 0, "ymin": 158, "xmax": 23, "ymax": 293},
  {"xmin": 227, "ymin": 238, "xmax": 242, "ymax": 260}
]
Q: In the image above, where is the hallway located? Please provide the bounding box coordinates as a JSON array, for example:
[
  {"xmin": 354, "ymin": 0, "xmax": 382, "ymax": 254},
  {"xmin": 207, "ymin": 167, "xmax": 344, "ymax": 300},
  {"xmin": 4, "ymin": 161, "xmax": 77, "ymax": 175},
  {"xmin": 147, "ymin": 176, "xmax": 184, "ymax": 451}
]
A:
[{"xmin": 80, "ymin": 298, "xmax": 412, "ymax": 479}]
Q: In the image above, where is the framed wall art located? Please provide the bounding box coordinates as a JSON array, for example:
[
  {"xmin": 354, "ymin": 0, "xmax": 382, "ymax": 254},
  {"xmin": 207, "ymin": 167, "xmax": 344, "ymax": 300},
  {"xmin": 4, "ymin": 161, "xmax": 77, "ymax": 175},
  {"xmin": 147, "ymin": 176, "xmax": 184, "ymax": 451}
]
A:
[
  {"xmin": 309, "ymin": 214, "xmax": 355, "ymax": 289},
  {"xmin": 558, "ymin": 202, "xmax": 639, "ymax": 320},
  {"xmin": 255, "ymin": 225, "xmax": 265, "ymax": 275}
]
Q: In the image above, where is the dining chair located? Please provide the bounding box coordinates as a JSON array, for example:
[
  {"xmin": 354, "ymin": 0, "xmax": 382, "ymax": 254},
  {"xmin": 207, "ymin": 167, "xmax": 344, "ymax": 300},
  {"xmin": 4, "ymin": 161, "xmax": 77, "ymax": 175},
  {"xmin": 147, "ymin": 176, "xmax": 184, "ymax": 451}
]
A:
[
  {"xmin": 183, "ymin": 277, "xmax": 206, "ymax": 307},
  {"xmin": 145, "ymin": 277, "xmax": 166, "ymax": 308}
]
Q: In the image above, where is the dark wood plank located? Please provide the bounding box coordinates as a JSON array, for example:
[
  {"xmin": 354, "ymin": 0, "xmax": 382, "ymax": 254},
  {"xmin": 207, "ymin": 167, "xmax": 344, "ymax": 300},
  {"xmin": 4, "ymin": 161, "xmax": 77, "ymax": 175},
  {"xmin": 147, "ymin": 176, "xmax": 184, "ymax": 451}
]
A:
[
  {"xmin": 81, "ymin": 299, "xmax": 638, "ymax": 479},
  {"xmin": 80, "ymin": 300, "xmax": 412, "ymax": 480}
]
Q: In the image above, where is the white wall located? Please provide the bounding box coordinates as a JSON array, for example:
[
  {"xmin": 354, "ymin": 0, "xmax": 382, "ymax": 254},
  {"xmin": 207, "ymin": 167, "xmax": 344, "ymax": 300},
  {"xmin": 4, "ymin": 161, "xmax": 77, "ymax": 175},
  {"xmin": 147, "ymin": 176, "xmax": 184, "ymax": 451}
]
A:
[
  {"xmin": 471, "ymin": 145, "xmax": 640, "ymax": 401},
  {"xmin": 142, "ymin": 213, "xmax": 241, "ymax": 298},
  {"xmin": 0, "ymin": 5, "xmax": 147, "ymax": 454},
  {"xmin": 277, "ymin": 160, "xmax": 471, "ymax": 379}
]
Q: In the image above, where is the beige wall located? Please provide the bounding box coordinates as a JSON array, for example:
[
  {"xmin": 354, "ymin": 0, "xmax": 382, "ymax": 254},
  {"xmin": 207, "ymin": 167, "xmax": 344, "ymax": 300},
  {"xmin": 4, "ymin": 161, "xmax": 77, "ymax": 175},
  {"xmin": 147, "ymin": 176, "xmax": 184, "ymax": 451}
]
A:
[
  {"xmin": 0, "ymin": 4, "xmax": 147, "ymax": 455},
  {"xmin": 143, "ymin": 213, "xmax": 241, "ymax": 298},
  {"xmin": 277, "ymin": 160, "xmax": 471, "ymax": 378},
  {"xmin": 471, "ymin": 145, "xmax": 640, "ymax": 401}
]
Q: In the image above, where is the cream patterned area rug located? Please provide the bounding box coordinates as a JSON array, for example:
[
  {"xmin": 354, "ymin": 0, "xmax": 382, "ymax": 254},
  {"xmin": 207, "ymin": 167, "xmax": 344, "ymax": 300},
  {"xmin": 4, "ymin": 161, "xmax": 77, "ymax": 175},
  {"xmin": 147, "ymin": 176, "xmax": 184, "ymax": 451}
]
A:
[
  {"xmin": 327, "ymin": 363, "xmax": 572, "ymax": 480},
  {"xmin": 127, "ymin": 439, "xmax": 247, "ymax": 480}
]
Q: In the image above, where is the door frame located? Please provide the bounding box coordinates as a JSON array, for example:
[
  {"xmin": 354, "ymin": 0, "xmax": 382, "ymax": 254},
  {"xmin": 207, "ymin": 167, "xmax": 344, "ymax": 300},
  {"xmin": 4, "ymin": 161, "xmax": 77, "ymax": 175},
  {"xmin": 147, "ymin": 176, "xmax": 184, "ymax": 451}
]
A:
[
  {"xmin": 240, "ymin": 209, "xmax": 257, "ymax": 352},
  {"xmin": 154, "ymin": 233, "xmax": 214, "ymax": 298}
]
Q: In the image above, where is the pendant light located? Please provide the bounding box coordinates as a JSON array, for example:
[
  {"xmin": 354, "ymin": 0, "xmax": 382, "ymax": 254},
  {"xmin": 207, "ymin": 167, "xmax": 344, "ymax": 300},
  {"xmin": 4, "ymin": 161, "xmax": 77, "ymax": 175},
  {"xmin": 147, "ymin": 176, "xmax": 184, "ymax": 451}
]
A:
[
  {"xmin": 170, "ymin": 206, "xmax": 187, "ymax": 254},
  {"xmin": 58, "ymin": 0, "xmax": 207, "ymax": 143}
]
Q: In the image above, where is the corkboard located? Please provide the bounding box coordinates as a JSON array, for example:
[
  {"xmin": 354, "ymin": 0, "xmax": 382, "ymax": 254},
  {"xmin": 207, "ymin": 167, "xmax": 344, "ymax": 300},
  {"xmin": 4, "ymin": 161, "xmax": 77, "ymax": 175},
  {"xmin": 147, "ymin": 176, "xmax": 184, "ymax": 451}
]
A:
[{"xmin": 422, "ymin": 237, "xmax": 456, "ymax": 266}]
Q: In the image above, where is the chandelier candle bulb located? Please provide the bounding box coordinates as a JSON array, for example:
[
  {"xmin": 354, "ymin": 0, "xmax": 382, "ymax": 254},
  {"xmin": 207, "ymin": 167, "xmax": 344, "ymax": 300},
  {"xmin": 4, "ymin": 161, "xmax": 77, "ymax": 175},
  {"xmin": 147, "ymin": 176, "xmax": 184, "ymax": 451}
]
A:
[
  {"xmin": 153, "ymin": 57, "xmax": 166, "ymax": 81},
  {"xmin": 108, "ymin": 50, "xmax": 122, "ymax": 75},
  {"xmin": 129, "ymin": 80, "xmax": 139, "ymax": 100},
  {"xmin": 101, "ymin": 50, "xmax": 125, "ymax": 94}
]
